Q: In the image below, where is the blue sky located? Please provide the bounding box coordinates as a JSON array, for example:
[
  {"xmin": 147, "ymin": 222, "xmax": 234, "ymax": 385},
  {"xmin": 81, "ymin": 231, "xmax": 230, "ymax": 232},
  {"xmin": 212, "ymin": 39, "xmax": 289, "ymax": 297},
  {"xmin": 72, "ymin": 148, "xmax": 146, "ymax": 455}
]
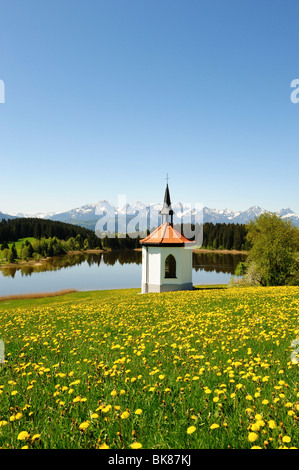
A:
[{"xmin": 0, "ymin": 0, "xmax": 298, "ymax": 214}]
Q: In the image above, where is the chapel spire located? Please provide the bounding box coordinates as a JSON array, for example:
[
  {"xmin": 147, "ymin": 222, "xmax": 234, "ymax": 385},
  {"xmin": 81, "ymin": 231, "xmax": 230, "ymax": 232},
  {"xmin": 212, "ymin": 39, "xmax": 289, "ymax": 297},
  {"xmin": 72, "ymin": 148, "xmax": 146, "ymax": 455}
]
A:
[{"xmin": 159, "ymin": 178, "xmax": 174, "ymax": 225}]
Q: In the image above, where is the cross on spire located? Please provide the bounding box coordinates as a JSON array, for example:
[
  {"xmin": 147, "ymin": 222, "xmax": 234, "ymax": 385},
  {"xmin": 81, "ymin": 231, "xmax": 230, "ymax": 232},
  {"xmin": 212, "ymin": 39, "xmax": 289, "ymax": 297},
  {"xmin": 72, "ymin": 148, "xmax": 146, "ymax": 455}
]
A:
[{"xmin": 166, "ymin": 173, "xmax": 170, "ymax": 184}]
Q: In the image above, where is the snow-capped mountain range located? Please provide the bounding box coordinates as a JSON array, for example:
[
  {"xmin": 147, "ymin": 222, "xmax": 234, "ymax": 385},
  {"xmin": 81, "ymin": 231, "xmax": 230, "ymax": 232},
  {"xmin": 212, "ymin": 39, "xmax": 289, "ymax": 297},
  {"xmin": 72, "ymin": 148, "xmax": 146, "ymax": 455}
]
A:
[{"xmin": 5, "ymin": 202, "xmax": 299, "ymax": 230}]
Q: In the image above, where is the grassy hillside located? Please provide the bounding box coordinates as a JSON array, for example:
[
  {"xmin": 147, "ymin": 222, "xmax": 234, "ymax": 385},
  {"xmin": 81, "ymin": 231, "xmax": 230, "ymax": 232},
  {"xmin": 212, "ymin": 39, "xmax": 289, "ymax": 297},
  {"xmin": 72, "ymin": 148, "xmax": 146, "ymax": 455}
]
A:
[{"xmin": 0, "ymin": 287, "xmax": 298, "ymax": 449}]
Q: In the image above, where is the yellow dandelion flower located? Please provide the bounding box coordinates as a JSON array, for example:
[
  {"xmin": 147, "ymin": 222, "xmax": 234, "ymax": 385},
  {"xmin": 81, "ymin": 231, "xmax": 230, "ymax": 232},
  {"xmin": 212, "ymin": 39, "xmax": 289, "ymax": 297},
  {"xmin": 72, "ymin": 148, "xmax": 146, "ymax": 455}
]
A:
[
  {"xmin": 256, "ymin": 420, "xmax": 265, "ymax": 427},
  {"xmin": 121, "ymin": 411, "xmax": 130, "ymax": 419},
  {"xmin": 18, "ymin": 431, "xmax": 30, "ymax": 441},
  {"xmin": 251, "ymin": 422, "xmax": 260, "ymax": 432},
  {"xmin": 210, "ymin": 423, "xmax": 220, "ymax": 430},
  {"xmin": 130, "ymin": 442, "xmax": 142, "ymax": 449},
  {"xmin": 187, "ymin": 426, "xmax": 196, "ymax": 434},
  {"xmin": 102, "ymin": 405, "xmax": 112, "ymax": 413},
  {"xmin": 99, "ymin": 443, "xmax": 110, "ymax": 449},
  {"xmin": 135, "ymin": 409, "xmax": 143, "ymax": 415},
  {"xmin": 268, "ymin": 420, "xmax": 276, "ymax": 429},
  {"xmin": 79, "ymin": 421, "xmax": 90, "ymax": 430},
  {"xmin": 248, "ymin": 432, "xmax": 258, "ymax": 443}
]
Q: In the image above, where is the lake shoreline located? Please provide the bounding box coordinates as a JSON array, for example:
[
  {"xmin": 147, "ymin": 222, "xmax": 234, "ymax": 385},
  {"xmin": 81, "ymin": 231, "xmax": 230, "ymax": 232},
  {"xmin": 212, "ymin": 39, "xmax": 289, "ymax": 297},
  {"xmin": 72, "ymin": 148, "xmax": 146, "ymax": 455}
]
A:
[
  {"xmin": 0, "ymin": 247, "xmax": 247, "ymax": 270},
  {"xmin": 193, "ymin": 248, "xmax": 248, "ymax": 255}
]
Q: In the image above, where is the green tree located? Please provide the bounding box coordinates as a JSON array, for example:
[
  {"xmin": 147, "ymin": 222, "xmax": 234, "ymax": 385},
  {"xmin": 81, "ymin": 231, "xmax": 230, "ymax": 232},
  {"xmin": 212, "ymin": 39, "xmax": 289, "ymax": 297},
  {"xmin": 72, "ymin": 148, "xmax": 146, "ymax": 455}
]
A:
[
  {"xmin": 7, "ymin": 249, "xmax": 15, "ymax": 263},
  {"xmin": 3, "ymin": 248, "xmax": 10, "ymax": 261},
  {"xmin": 75, "ymin": 234, "xmax": 84, "ymax": 250},
  {"xmin": 21, "ymin": 245, "xmax": 31, "ymax": 261},
  {"xmin": 83, "ymin": 238, "xmax": 89, "ymax": 250},
  {"xmin": 25, "ymin": 239, "xmax": 34, "ymax": 257},
  {"xmin": 245, "ymin": 212, "xmax": 299, "ymax": 286},
  {"xmin": 1, "ymin": 240, "xmax": 9, "ymax": 250},
  {"xmin": 11, "ymin": 243, "xmax": 18, "ymax": 260},
  {"xmin": 66, "ymin": 237, "xmax": 76, "ymax": 251},
  {"xmin": 234, "ymin": 261, "xmax": 247, "ymax": 277}
]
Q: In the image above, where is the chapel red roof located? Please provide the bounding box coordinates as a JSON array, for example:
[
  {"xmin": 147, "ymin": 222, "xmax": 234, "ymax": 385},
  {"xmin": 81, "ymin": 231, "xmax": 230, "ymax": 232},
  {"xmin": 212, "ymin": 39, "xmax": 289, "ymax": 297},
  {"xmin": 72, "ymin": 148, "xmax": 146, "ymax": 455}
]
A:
[{"xmin": 140, "ymin": 222, "xmax": 194, "ymax": 246}]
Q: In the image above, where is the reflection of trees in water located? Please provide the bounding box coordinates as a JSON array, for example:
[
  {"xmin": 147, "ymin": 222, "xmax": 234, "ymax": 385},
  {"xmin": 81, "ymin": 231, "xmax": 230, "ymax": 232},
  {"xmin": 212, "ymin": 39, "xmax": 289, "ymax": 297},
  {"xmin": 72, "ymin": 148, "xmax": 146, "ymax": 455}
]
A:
[
  {"xmin": 0, "ymin": 251, "xmax": 246, "ymax": 278},
  {"xmin": 1, "ymin": 254, "xmax": 89, "ymax": 278},
  {"xmin": 1, "ymin": 267, "xmax": 17, "ymax": 278},
  {"xmin": 192, "ymin": 252, "xmax": 247, "ymax": 274},
  {"xmin": 0, "ymin": 251, "xmax": 142, "ymax": 278},
  {"xmin": 102, "ymin": 251, "xmax": 142, "ymax": 266}
]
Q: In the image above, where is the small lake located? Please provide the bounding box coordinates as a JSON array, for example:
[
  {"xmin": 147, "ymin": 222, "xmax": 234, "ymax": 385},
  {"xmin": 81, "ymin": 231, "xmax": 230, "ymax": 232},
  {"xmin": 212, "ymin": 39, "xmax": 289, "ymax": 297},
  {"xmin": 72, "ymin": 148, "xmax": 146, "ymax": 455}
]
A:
[{"xmin": 0, "ymin": 251, "xmax": 247, "ymax": 296}]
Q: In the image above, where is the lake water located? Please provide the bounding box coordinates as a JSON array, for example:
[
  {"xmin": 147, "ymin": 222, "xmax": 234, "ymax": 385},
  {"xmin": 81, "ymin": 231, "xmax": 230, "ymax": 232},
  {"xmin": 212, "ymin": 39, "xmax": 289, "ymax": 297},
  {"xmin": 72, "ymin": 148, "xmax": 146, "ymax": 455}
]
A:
[{"xmin": 0, "ymin": 251, "xmax": 247, "ymax": 296}]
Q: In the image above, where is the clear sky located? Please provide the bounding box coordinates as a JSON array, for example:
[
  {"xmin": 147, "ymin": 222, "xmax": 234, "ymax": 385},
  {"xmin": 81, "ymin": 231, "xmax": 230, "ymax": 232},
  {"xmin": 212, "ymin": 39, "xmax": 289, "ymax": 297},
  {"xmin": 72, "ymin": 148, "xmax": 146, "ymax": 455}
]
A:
[{"xmin": 0, "ymin": 0, "xmax": 298, "ymax": 214}]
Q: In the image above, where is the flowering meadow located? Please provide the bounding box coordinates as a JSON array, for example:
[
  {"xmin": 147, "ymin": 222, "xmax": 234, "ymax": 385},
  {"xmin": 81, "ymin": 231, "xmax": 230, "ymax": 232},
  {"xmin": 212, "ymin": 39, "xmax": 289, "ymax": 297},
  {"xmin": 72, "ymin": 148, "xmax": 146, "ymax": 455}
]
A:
[{"xmin": 0, "ymin": 286, "xmax": 298, "ymax": 449}]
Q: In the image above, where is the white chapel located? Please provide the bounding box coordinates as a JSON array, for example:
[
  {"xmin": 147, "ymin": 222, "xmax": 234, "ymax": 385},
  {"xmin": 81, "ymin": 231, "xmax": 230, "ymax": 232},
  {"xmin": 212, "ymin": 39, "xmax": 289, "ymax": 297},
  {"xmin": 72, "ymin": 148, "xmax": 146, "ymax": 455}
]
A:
[{"xmin": 140, "ymin": 183, "xmax": 194, "ymax": 293}]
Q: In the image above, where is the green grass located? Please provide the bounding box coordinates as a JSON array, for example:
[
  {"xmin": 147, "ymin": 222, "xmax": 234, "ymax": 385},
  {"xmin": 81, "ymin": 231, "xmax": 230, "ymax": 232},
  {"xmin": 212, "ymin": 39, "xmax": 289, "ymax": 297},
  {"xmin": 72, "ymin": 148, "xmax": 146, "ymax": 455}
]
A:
[{"xmin": 0, "ymin": 286, "xmax": 298, "ymax": 449}]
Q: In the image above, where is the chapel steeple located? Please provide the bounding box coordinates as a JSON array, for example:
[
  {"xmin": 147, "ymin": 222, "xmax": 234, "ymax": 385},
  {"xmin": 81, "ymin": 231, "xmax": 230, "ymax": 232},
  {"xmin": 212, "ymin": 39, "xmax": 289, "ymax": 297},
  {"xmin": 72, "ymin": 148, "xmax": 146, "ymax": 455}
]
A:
[{"xmin": 159, "ymin": 182, "xmax": 174, "ymax": 225}]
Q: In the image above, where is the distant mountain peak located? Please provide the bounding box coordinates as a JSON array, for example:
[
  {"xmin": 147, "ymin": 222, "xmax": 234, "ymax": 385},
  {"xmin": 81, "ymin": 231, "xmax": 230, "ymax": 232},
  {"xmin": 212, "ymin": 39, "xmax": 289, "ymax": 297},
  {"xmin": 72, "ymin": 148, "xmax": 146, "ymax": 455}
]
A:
[
  {"xmin": 1, "ymin": 202, "xmax": 298, "ymax": 229},
  {"xmin": 279, "ymin": 208, "xmax": 295, "ymax": 216}
]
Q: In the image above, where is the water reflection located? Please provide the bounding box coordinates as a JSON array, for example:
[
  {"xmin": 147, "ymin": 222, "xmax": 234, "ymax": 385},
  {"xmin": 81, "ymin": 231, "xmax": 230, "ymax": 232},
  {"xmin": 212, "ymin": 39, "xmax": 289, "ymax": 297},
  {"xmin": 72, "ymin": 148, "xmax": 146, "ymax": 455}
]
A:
[
  {"xmin": 0, "ymin": 250, "xmax": 246, "ymax": 278},
  {"xmin": 193, "ymin": 252, "xmax": 246, "ymax": 275}
]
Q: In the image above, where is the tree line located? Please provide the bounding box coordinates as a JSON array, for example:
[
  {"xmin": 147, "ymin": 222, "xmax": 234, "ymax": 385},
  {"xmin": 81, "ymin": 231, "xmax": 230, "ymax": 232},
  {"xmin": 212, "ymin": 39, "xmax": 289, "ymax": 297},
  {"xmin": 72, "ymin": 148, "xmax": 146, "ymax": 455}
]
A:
[
  {"xmin": 0, "ymin": 218, "xmax": 102, "ymax": 263},
  {"xmin": 100, "ymin": 222, "xmax": 249, "ymax": 251},
  {"xmin": 198, "ymin": 222, "xmax": 249, "ymax": 251},
  {"xmin": 0, "ymin": 217, "xmax": 249, "ymax": 264},
  {"xmin": 0, "ymin": 218, "xmax": 100, "ymax": 246}
]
